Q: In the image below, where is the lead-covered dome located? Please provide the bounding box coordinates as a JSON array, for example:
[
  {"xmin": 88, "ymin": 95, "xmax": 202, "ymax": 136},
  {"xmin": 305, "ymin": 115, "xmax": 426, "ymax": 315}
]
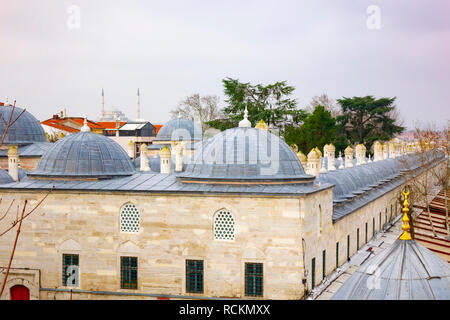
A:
[
  {"xmin": 0, "ymin": 105, "xmax": 46, "ymax": 145},
  {"xmin": 177, "ymin": 127, "xmax": 314, "ymax": 183},
  {"xmin": 153, "ymin": 118, "xmax": 202, "ymax": 142},
  {"xmin": 29, "ymin": 132, "xmax": 136, "ymax": 179}
]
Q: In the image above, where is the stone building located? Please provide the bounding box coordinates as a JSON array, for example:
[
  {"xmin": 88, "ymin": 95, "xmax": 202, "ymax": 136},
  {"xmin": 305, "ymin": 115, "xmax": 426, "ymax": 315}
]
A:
[{"xmin": 0, "ymin": 108, "xmax": 446, "ymax": 300}]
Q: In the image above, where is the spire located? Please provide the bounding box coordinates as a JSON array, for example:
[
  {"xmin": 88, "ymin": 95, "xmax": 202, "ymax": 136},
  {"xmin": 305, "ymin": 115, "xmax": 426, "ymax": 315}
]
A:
[
  {"xmin": 238, "ymin": 106, "xmax": 251, "ymax": 128},
  {"xmin": 399, "ymin": 190, "xmax": 412, "ymax": 240},
  {"xmin": 101, "ymin": 88, "xmax": 105, "ymax": 116},
  {"xmin": 136, "ymin": 88, "xmax": 141, "ymax": 121},
  {"xmin": 80, "ymin": 117, "xmax": 91, "ymax": 132}
]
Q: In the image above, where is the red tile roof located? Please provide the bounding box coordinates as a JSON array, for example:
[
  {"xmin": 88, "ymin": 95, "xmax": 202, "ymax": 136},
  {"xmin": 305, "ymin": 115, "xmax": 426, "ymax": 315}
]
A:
[{"xmin": 41, "ymin": 117, "xmax": 103, "ymax": 133}]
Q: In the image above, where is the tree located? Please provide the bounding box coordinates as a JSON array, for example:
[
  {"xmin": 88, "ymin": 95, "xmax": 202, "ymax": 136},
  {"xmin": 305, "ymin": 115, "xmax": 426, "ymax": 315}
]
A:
[
  {"xmin": 336, "ymin": 96, "xmax": 404, "ymax": 149},
  {"xmin": 284, "ymin": 106, "xmax": 337, "ymax": 154},
  {"xmin": 170, "ymin": 94, "xmax": 222, "ymax": 131},
  {"xmin": 306, "ymin": 94, "xmax": 340, "ymax": 118},
  {"xmin": 216, "ymin": 78, "xmax": 305, "ymax": 131}
]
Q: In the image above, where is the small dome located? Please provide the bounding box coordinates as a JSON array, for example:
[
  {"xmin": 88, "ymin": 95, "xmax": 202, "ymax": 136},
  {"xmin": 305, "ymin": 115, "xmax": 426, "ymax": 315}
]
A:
[
  {"xmin": 0, "ymin": 169, "xmax": 14, "ymax": 184},
  {"xmin": 154, "ymin": 118, "xmax": 202, "ymax": 142},
  {"xmin": 29, "ymin": 132, "xmax": 136, "ymax": 179},
  {"xmin": 177, "ymin": 127, "xmax": 313, "ymax": 183},
  {"xmin": 332, "ymin": 239, "xmax": 450, "ymax": 300},
  {"xmin": 0, "ymin": 105, "xmax": 46, "ymax": 145}
]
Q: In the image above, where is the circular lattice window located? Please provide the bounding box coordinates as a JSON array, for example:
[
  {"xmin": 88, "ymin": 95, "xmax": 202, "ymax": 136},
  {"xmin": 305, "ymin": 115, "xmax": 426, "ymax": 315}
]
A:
[
  {"xmin": 213, "ymin": 210, "xmax": 235, "ymax": 241},
  {"xmin": 120, "ymin": 204, "xmax": 140, "ymax": 233}
]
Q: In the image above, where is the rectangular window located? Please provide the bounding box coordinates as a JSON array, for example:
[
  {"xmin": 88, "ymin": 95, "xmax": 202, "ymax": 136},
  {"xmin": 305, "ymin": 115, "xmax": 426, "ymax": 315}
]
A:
[
  {"xmin": 347, "ymin": 235, "xmax": 350, "ymax": 260},
  {"xmin": 245, "ymin": 263, "xmax": 263, "ymax": 297},
  {"xmin": 380, "ymin": 212, "xmax": 382, "ymax": 230},
  {"xmin": 186, "ymin": 260, "xmax": 204, "ymax": 294},
  {"xmin": 311, "ymin": 258, "xmax": 316, "ymax": 289},
  {"xmin": 62, "ymin": 254, "xmax": 79, "ymax": 287},
  {"xmin": 120, "ymin": 256, "xmax": 138, "ymax": 289},
  {"xmin": 336, "ymin": 242, "xmax": 339, "ymax": 269},
  {"xmin": 373, "ymin": 217, "xmax": 376, "ymax": 237},
  {"xmin": 365, "ymin": 222, "xmax": 368, "ymax": 243},
  {"xmin": 357, "ymin": 228, "xmax": 360, "ymax": 250},
  {"xmin": 322, "ymin": 250, "xmax": 326, "ymax": 280}
]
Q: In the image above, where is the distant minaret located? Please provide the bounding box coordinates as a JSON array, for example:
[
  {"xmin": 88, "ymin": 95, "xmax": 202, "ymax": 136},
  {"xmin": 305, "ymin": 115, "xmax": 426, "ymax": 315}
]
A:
[
  {"xmin": 101, "ymin": 88, "xmax": 105, "ymax": 117},
  {"xmin": 136, "ymin": 88, "xmax": 141, "ymax": 121}
]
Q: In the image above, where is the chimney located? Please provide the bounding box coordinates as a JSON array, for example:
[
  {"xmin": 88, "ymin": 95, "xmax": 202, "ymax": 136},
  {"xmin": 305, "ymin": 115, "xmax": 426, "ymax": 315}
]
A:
[
  {"xmin": 160, "ymin": 145, "xmax": 171, "ymax": 174},
  {"xmin": 355, "ymin": 144, "xmax": 366, "ymax": 165},
  {"xmin": 8, "ymin": 146, "xmax": 19, "ymax": 181},
  {"xmin": 175, "ymin": 142, "xmax": 184, "ymax": 172},
  {"xmin": 344, "ymin": 146, "xmax": 354, "ymax": 168},
  {"xmin": 307, "ymin": 148, "xmax": 320, "ymax": 177},
  {"xmin": 140, "ymin": 143, "xmax": 150, "ymax": 171},
  {"xmin": 374, "ymin": 141, "xmax": 383, "ymax": 162},
  {"xmin": 324, "ymin": 143, "xmax": 336, "ymax": 171},
  {"xmin": 127, "ymin": 140, "xmax": 135, "ymax": 159}
]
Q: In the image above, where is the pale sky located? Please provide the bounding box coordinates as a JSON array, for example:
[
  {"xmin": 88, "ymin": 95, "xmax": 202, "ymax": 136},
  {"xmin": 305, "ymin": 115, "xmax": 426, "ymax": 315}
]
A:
[{"xmin": 1, "ymin": 0, "xmax": 449, "ymax": 129}]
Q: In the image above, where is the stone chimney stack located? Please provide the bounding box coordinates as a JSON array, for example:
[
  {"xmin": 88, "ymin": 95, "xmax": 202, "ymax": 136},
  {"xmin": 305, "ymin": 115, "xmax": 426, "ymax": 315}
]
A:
[
  {"xmin": 374, "ymin": 141, "xmax": 383, "ymax": 162},
  {"xmin": 297, "ymin": 150, "xmax": 307, "ymax": 169},
  {"xmin": 8, "ymin": 145, "xmax": 19, "ymax": 181},
  {"xmin": 389, "ymin": 141, "xmax": 396, "ymax": 158},
  {"xmin": 355, "ymin": 144, "xmax": 366, "ymax": 165},
  {"xmin": 175, "ymin": 142, "xmax": 184, "ymax": 172},
  {"xmin": 160, "ymin": 145, "xmax": 171, "ymax": 174},
  {"xmin": 127, "ymin": 140, "xmax": 135, "ymax": 159},
  {"xmin": 140, "ymin": 143, "xmax": 150, "ymax": 171},
  {"xmin": 325, "ymin": 143, "xmax": 336, "ymax": 171},
  {"xmin": 307, "ymin": 148, "xmax": 320, "ymax": 177},
  {"xmin": 383, "ymin": 143, "xmax": 389, "ymax": 160},
  {"xmin": 344, "ymin": 146, "xmax": 354, "ymax": 168}
]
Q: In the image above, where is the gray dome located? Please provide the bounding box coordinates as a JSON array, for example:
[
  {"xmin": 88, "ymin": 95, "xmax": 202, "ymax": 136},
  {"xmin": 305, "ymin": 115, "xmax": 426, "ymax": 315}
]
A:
[
  {"xmin": 0, "ymin": 105, "xmax": 46, "ymax": 145},
  {"xmin": 0, "ymin": 169, "xmax": 14, "ymax": 184},
  {"xmin": 332, "ymin": 240, "xmax": 450, "ymax": 300},
  {"xmin": 177, "ymin": 127, "xmax": 313, "ymax": 182},
  {"xmin": 154, "ymin": 118, "xmax": 202, "ymax": 142},
  {"xmin": 29, "ymin": 132, "xmax": 136, "ymax": 179}
]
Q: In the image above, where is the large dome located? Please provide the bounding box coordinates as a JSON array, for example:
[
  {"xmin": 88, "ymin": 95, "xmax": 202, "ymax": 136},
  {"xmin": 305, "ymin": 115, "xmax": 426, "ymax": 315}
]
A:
[
  {"xmin": 29, "ymin": 132, "xmax": 136, "ymax": 179},
  {"xmin": 0, "ymin": 105, "xmax": 46, "ymax": 145},
  {"xmin": 177, "ymin": 127, "xmax": 314, "ymax": 183},
  {"xmin": 154, "ymin": 118, "xmax": 202, "ymax": 142}
]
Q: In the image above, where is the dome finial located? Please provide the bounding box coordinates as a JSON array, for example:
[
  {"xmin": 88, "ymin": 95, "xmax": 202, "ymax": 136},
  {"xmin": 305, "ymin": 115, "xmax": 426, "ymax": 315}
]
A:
[
  {"xmin": 238, "ymin": 106, "xmax": 251, "ymax": 128},
  {"xmin": 80, "ymin": 116, "xmax": 91, "ymax": 132},
  {"xmin": 399, "ymin": 190, "xmax": 412, "ymax": 240}
]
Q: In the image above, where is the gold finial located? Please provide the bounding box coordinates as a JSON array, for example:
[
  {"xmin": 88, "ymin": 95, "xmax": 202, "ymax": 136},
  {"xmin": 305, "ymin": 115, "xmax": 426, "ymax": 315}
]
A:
[
  {"xmin": 255, "ymin": 119, "xmax": 270, "ymax": 131},
  {"xmin": 399, "ymin": 190, "xmax": 412, "ymax": 240}
]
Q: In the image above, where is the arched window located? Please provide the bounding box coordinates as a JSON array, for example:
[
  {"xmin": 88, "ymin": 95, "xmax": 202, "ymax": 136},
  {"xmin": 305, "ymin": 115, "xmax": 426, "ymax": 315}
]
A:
[
  {"xmin": 120, "ymin": 203, "xmax": 140, "ymax": 233},
  {"xmin": 213, "ymin": 209, "xmax": 235, "ymax": 241}
]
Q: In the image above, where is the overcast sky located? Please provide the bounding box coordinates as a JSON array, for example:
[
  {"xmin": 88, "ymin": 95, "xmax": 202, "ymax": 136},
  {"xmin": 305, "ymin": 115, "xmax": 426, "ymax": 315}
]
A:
[{"xmin": 1, "ymin": 0, "xmax": 449, "ymax": 129}]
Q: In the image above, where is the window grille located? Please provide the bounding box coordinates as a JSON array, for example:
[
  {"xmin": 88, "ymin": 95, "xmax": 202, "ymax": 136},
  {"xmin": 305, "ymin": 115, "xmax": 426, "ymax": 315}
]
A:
[
  {"xmin": 120, "ymin": 256, "xmax": 138, "ymax": 289},
  {"xmin": 186, "ymin": 260, "xmax": 203, "ymax": 293},
  {"xmin": 213, "ymin": 209, "xmax": 235, "ymax": 241},
  {"xmin": 245, "ymin": 263, "xmax": 263, "ymax": 297},
  {"xmin": 62, "ymin": 254, "xmax": 79, "ymax": 287},
  {"xmin": 120, "ymin": 203, "xmax": 140, "ymax": 233}
]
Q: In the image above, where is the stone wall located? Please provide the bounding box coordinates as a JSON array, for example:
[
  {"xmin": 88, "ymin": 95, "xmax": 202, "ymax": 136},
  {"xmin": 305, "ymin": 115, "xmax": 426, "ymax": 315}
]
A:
[{"xmin": 0, "ymin": 191, "xmax": 308, "ymax": 300}]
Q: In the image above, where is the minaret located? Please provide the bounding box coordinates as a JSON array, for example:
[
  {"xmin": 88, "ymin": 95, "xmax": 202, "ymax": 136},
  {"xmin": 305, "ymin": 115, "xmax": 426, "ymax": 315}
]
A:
[
  {"xmin": 8, "ymin": 145, "xmax": 19, "ymax": 182},
  {"xmin": 136, "ymin": 88, "xmax": 141, "ymax": 121},
  {"xmin": 101, "ymin": 88, "xmax": 105, "ymax": 118}
]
